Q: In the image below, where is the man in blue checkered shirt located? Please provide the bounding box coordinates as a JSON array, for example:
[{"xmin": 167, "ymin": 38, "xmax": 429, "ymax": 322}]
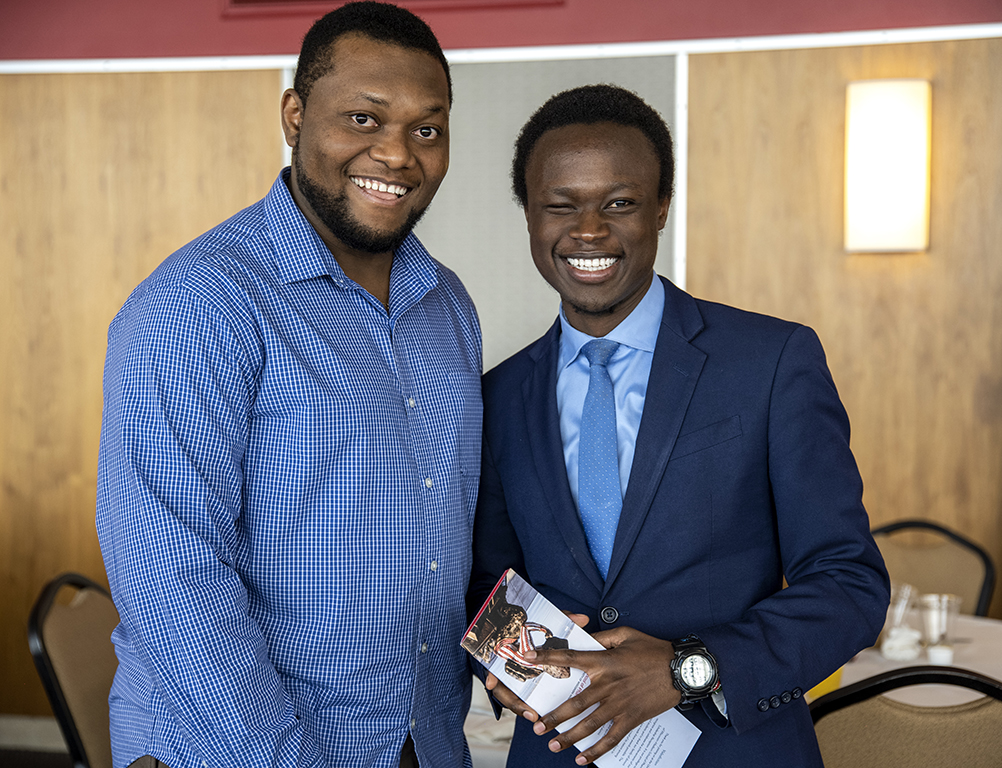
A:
[{"xmin": 95, "ymin": 4, "xmax": 481, "ymax": 767}]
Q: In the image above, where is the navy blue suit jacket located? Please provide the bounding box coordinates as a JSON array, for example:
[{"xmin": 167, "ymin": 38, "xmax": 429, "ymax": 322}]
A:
[{"xmin": 469, "ymin": 276, "xmax": 889, "ymax": 767}]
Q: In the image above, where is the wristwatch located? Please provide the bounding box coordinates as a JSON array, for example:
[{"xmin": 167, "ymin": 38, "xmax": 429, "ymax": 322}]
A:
[{"xmin": 669, "ymin": 634, "xmax": 720, "ymax": 709}]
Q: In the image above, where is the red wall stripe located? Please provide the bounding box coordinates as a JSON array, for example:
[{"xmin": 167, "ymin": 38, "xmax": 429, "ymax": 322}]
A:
[{"xmin": 1, "ymin": 0, "xmax": 1001, "ymax": 61}]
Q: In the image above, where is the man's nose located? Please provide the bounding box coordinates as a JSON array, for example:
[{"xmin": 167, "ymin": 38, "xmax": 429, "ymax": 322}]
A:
[
  {"xmin": 570, "ymin": 209, "xmax": 610, "ymax": 242},
  {"xmin": 370, "ymin": 128, "xmax": 414, "ymax": 170}
]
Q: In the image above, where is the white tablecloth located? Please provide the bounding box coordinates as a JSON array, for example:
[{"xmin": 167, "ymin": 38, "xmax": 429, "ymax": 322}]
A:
[{"xmin": 839, "ymin": 613, "xmax": 1002, "ymax": 705}]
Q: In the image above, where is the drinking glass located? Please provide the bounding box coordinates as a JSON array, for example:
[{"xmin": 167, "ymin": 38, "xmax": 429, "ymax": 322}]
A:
[{"xmin": 920, "ymin": 593, "xmax": 961, "ymax": 665}]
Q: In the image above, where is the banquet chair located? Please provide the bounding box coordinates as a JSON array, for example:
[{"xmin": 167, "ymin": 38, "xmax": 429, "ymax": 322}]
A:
[
  {"xmin": 871, "ymin": 519, "xmax": 996, "ymax": 616},
  {"xmin": 28, "ymin": 572, "xmax": 120, "ymax": 768},
  {"xmin": 810, "ymin": 665, "xmax": 1002, "ymax": 768}
]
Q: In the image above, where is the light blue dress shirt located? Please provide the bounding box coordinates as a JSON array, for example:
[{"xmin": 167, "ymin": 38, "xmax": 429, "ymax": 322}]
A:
[
  {"xmin": 556, "ymin": 273, "xmax": 728, "ymax": 716},
  {"xmin": 96, "ymin": 170, "xmax": 482, "ymax": 768},
  {"xmin": 557, "ymin": 274, "xmax": 664, "ymax": 505}
]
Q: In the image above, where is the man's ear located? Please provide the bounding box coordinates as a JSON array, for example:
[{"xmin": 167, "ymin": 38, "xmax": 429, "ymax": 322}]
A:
[
  {"xmin": 280, "ymin": 89, "xmax": 304, "ymax": 150},
  {"xmin": 657, "ymin": 195, "xmax": 671, "ymax": 230}
]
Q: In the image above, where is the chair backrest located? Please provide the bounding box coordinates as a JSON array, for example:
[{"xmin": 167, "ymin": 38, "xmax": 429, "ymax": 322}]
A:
[
  {"xmin": 28, "ymin": 573, "xmax": 120, "ymax": 768},
  {"xmin": 872, "ymin": 519, "xmax": 996, "ymax": 616},
  {"xmin": 811, "ymin": 665, "xmax": 1002, "ymax": 768}
]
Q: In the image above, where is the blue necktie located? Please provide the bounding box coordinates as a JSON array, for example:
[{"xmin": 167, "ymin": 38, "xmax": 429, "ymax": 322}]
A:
[{"xmin": 578, "ymin": 339, "xmax": 622, "ymax": 580}]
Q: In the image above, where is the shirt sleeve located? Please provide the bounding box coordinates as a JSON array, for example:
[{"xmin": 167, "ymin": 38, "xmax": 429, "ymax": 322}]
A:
[{"xmin": 97, "ymin": 280, "xmax": 325, "ymax": 768}]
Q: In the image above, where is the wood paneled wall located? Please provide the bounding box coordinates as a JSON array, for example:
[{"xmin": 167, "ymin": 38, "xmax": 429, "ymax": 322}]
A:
[
  {"xmin": 0, "ymin": 70, "xmax": 282, "ymax": 715},
  {"xmin": 688, "ymin": 38, "xmax": 1002, "ymax": 617}
]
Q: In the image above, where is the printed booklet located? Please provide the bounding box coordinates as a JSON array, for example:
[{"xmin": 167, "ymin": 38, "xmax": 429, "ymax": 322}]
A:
[{"xmin": 462, "ymin": 569, "xmax": 701, "ymax": 768}]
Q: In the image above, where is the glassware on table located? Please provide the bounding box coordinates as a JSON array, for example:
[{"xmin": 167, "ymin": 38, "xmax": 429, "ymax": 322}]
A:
[
  {"xmin": 880, "ymin": 582, "xmax": 922, "ymax": 661},
  {"xmin": 920, "ymin": 593, "xmax": 962, "ymax": 665}
]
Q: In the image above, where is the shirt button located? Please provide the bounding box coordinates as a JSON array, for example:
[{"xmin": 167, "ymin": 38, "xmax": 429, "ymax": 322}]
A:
[
  {"xmin": 430, "ymin": 560, "xmax": 438, "ymax": 571},
  {"xmin": 424, "ymin": 477, "xmax": 433, "ymax": 489},
  {"xmin": 421, "ymin": 642, "xmax": 429, "ymax": 653},
  {"xmin": 600, "ymin": 606, "xmax": 619, "ymax": 623},
  {"xmin": 408, "ymin": 397, "xmax": 416, "ymax": 408},
  {"xmin": 410, "ymin": 718, "xmax": 417, "ymax": 729}
]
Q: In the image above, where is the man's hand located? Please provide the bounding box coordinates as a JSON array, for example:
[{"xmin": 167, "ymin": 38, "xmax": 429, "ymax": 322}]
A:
[
  {"xmin": 524, "ymin": 627, "xmax": 681, "ymax": 765},
  {"xmin": 484, "ymin": 671, "xmax": 539, "ymax": 722},
  {"xmin": 484, "ymin": 612, "xmax": 591, "ymax": 724}
]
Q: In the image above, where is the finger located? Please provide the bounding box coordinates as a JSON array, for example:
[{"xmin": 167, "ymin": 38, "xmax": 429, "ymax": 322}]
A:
[
  {"xmin": 541, "ymin": 704, "xmax": 614, "ymax": 756},
  {"xmin": 567, "ymin": 612, "xmax": 590, "ymax": 628},
  {"xmin": 484, "ymin": 674, "xmax": 539, "ymax": 722},
  {"xmin": 523, "ymin": 646, "xmax": 592, "ymax": 669},
  {"xmin": 532, "ymin": 688, "xmax": 600, "ymax": 736},
  {"xmin": 589, "ymin": 626, "xmax": 632, "ymax": 650},
  {"xmin": 569, "ymin": 720, "xmax": 631, "ymax": 764}
]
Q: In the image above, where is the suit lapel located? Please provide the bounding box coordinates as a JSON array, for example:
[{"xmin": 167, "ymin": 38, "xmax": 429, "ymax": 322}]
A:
[
  {"xmin": 523, "ymin": 320, "xmax": 606, "ymax": 592},
  {"xmin": 604, "ymin": 277, "xmax": 706, "ymax": 590}
]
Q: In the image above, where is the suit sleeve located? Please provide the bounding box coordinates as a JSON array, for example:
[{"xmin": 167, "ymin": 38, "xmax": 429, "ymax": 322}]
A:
[
  {"xmin": 695, "ymin": 325, "xmax": 890, "ymax": 734},
  {"xmin": 468, "ymin": 430, "xmax": 527, "ymax": 622},
  {"xmin": 466, "ymin": 428, "xmax": 529, "ymax": 712}
]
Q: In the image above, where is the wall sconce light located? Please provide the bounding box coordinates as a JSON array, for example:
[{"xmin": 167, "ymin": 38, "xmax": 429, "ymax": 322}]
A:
[{"xmin": 844, "ymin": 79, "xmax": 931, "ymax": 252}]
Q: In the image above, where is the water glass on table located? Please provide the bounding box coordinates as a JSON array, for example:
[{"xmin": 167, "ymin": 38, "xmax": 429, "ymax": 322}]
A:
[
  {"xmin": 920, "ymin": 593, "xmax": 962, "ymax": 665},
  {"xmin": 880, "ymin": 582, "xmax": 921, "ymax": 661}
]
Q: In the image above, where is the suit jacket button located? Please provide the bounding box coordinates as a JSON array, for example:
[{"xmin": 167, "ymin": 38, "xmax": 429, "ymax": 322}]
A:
[
  {"xmin": 781, "ymin": 691, "xmax": 793, "ymax": 704},
  {"xmin": 769, "ymin": 696, "xmax": 782, "ymax": 709},
  {"xmin": 792, "ymin": 688, "xmax": 803, "ymax": 699},
  {"xmin": 757, "ymin": 698, "xmax": 770, "ymax": 712},
  {"xmin": 600, "ymin": 606, "xmax": 619, "ymax": 623}
]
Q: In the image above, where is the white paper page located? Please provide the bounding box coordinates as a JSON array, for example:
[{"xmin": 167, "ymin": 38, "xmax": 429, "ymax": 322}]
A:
[{"xmin": 463, "ymin": 570, "xmax": 700, "ymax": 768}]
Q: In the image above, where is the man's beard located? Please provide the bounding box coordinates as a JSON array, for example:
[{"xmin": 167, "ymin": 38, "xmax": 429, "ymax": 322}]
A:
[{"xmin": 294, "ymin": 149, "xmax": 428, "ymax": 255}]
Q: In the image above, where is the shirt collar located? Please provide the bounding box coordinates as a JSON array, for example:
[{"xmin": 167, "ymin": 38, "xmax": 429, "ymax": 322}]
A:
[
  {"xmin": 263, "ymin": 168, "xmax": 439, "ymax": 305},
  {"xmin": 558, "ymin": 272, "xmax": 664, "ymax": 371}
]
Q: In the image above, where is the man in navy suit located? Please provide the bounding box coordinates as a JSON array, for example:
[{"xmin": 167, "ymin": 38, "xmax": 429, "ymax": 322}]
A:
[{"xmin": 467, "ymin": 85, "xmax": 889, "ymax": 766}]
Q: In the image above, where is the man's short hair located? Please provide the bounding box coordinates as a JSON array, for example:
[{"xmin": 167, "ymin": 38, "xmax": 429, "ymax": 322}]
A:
[
  {"xmin": 294, "ymin": 1, "xmax": 452, "ymax": 106},
  {"xmin": 511, "ymin": 84, "xmax": 674, "ymax": 208}
]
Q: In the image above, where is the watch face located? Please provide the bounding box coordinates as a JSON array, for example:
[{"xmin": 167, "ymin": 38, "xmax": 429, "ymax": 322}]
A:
[{"xmin": 680, "ymin": 653, "xmax": 714, "ymax": 690}]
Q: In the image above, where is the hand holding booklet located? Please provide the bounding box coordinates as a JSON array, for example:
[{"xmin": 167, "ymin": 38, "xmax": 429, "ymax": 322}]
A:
[{"xmin": 462, "ymin": 569, "xmax": 700, "ymax": 768}]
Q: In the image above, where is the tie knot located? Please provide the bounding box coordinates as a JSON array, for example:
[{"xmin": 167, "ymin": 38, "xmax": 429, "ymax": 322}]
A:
[{"xmin": 582, "ymin": 339, "xmax": 619, "ymax": 368}]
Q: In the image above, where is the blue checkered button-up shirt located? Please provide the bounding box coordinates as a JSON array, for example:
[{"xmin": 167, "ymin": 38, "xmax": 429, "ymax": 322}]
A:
[{"xmin": 96, "ymin": 171, "xmax": 482, "ymax": 768}]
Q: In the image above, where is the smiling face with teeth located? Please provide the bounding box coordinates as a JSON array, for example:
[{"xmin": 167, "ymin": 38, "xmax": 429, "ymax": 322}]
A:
[
  {"xmin": 281, "ymin": 32, "xmax": 450, "ymax": 292},
  {"xmin": 524, "ymin": 121, "xmax": 671, "ymax": 338}
]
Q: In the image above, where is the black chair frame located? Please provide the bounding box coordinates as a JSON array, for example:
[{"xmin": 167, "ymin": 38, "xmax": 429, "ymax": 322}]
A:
[
  {"xmin": 810, "ymin": 665, "xmax": 1002, "ymax": 723},
  {"xmin": 872, "ymin": 518, "xmax": 996, "ymax": 616},
  {"xmin": 27, "ymin": 572, "xmax": 113, "ymax": 768}
]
